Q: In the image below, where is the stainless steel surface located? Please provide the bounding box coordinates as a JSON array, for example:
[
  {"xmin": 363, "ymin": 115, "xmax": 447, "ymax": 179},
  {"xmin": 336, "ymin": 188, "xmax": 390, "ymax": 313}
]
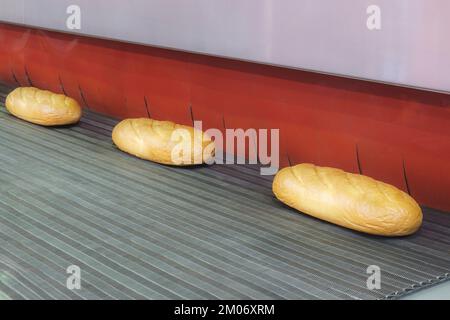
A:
[
  {"xmin": 0, "ymin": 0, "xmax": 449, "ymax": 93},
  {"xmin": 401, "ymin": 280, "xmax": 450, "ymax": 300}
]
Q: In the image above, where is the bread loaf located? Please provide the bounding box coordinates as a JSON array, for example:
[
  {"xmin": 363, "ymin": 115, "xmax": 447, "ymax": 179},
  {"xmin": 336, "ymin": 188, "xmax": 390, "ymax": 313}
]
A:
[
  {"xmin": 5, "ymin": 87, "xmax": 82, "ymax": 126},
  {"xmin": 112, "ymin": 118, "xmax": 214, "ymax": 166},
  {"xmin": 273, "ymin": 163, "xmax": 422, "ymax": 236}
]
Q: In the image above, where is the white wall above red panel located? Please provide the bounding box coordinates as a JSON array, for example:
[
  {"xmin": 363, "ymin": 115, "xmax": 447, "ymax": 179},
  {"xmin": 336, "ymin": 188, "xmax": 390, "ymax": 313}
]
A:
[{"xmin": 0, "ymin": 0, "xmax": 449, "ymax": 93}]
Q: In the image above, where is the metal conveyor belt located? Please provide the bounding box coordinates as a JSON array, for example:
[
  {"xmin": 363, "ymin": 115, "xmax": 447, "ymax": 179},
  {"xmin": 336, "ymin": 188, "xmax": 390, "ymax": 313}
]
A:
[{"xmin": 0, "ymin": 85, "xmax": 449, "ymax": 300}]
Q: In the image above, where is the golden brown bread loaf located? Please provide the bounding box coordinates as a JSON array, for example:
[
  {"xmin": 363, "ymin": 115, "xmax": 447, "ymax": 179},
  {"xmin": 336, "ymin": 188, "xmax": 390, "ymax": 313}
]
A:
[
  {"xmin": 273, "ymin": 163, "xmax": 422, "ymax": 236},
  {"xmin": 112, "ymin": 118, "xmax": 214, "ymax": 166},
  {"xmin": 5, "ymin": 87, "xmax": 82, "ymax": 126}
]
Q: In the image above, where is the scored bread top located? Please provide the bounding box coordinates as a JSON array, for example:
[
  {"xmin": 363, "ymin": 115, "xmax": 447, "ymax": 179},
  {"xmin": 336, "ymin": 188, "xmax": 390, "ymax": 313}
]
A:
[
  {"xmin": 5, "ymin": 87, "xmax": 82, "ymax": 126},
  {"xmin": 112, "ymin": 118, "xmax": 214, "ymax": 166},
  {"xmin": 273, "ymin": 163, "xmax": 423, "ymax": 236}
]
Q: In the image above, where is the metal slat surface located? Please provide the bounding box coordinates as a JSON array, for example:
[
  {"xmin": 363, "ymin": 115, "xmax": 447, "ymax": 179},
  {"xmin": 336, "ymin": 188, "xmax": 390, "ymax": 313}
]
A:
[{"xmin": 0, "ymin": 86, "xmax": 449, "ymax": 300}]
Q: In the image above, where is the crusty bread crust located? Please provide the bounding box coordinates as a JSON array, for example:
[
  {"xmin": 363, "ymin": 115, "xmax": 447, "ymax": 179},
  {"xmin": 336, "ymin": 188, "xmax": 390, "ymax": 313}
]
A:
[
  {"xmin": 112, "ymin": 118, "xmax": 214, "ymax": 166},
  {"xmin": 5, "ymin": 87, "xmax": 82, "ymax": 126},
  {"xmin": 273, "ymin": 163, "xmax": 422, "ymax": 236}
]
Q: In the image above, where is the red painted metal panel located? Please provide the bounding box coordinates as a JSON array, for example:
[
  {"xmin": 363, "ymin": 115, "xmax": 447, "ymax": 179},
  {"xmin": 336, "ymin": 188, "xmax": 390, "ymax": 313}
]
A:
[{"xmin": 0, "ymin": 23, "xmax": 449, "ymax": 211}]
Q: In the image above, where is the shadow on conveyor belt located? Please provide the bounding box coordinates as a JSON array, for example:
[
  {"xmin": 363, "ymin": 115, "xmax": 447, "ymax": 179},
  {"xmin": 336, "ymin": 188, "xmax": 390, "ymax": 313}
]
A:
[{"xmin": 0, "ymin": 84, "xmax": 448, "ymax": 300}]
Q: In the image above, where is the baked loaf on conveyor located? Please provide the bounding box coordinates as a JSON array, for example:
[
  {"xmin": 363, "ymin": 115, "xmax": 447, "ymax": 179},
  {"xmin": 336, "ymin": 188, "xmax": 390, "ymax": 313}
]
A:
[
  {"xmin": 112, "ymin": 118, "xmax": 214, "ymax": 166},
  {"xmin": 5, "ymin": 87, "xmax": 82, "ymax": 126},
  {"xmin": 273, "ymin": 163, "xmax": 422, "ymax": 236}
]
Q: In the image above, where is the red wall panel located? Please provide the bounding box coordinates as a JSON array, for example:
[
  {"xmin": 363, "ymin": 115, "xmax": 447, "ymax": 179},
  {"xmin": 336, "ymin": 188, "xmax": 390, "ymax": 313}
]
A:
[{"xmin": 1, "ymin": 23, "xmax": 449, "ymax": 212}]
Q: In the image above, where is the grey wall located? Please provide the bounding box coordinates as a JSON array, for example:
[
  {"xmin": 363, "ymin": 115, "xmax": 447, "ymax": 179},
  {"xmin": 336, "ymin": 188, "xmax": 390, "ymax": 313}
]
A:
[{"xmin": 1, "ymin": 0, "xmax": 449, "ymax": 93}]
